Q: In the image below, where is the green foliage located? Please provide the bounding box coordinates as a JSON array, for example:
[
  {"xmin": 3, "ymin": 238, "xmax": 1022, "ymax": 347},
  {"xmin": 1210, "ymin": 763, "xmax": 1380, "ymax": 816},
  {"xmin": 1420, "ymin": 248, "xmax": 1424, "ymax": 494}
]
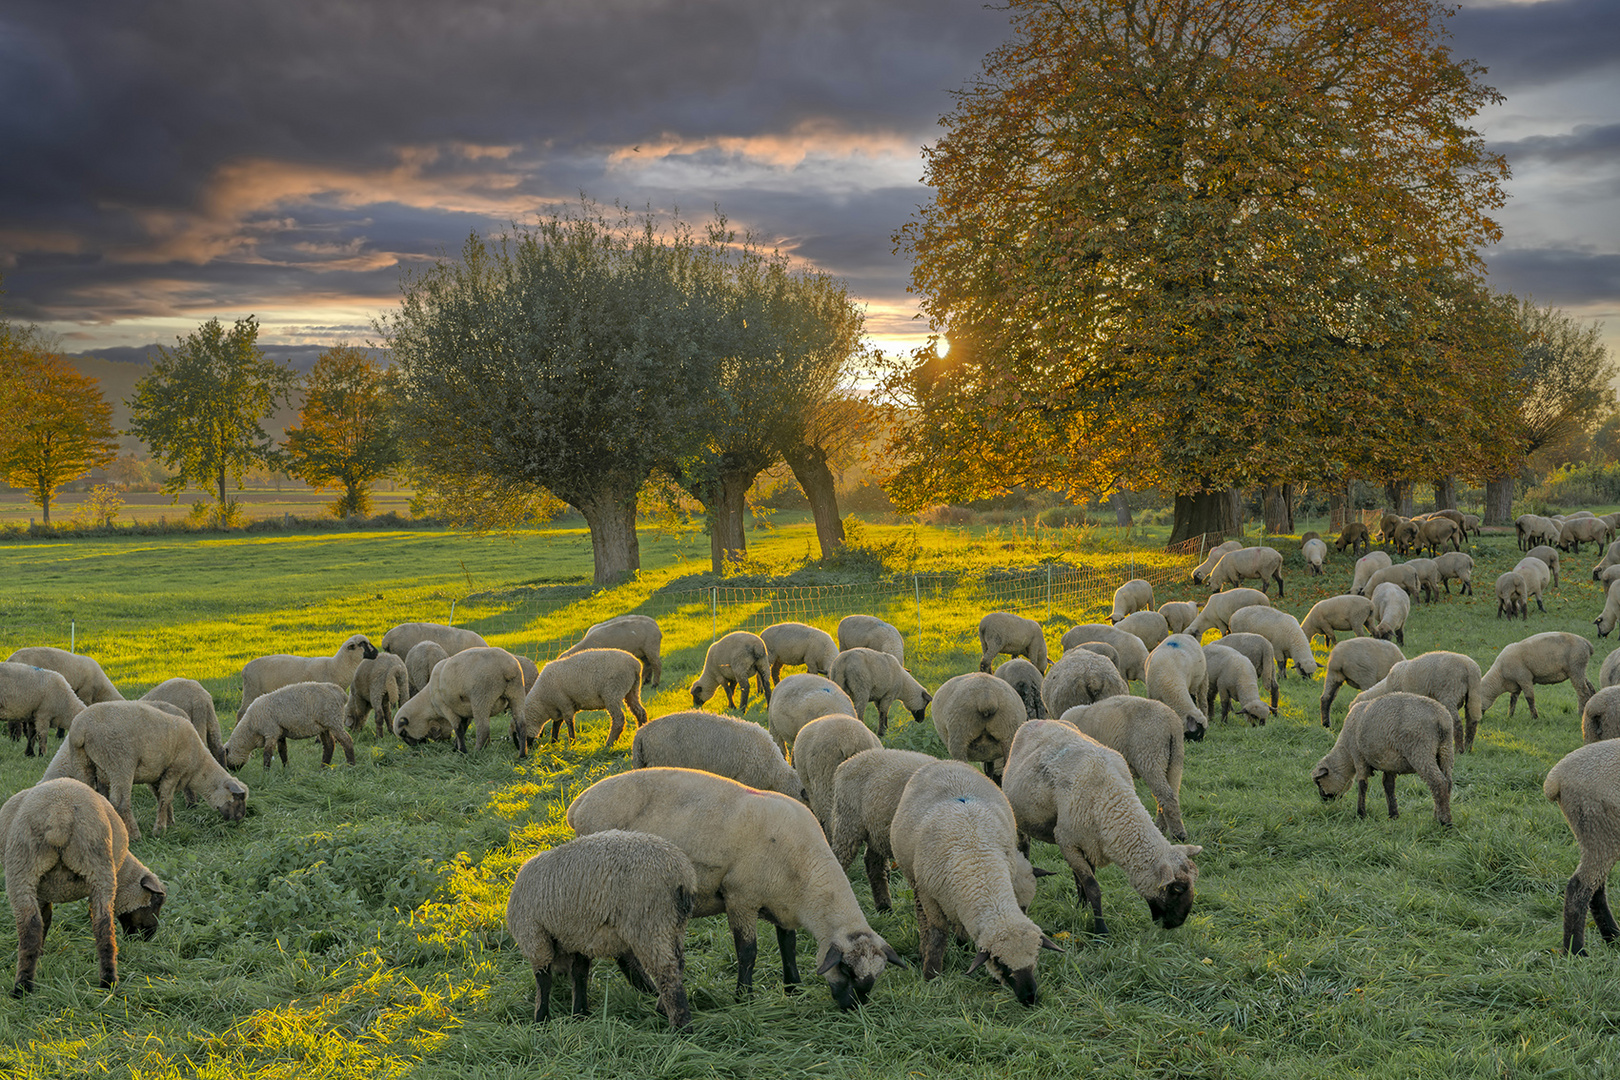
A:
[
  {"xmin": 0, "ymin": 349, "xmax": 119, "ymax": 524},
  {"xmin": 1523, "ymin": 462, "xmax": 1620, "ymax": 509},
  {"xmin": 283, "ymin": 346, "xmax": 401, "ymax": 517}
]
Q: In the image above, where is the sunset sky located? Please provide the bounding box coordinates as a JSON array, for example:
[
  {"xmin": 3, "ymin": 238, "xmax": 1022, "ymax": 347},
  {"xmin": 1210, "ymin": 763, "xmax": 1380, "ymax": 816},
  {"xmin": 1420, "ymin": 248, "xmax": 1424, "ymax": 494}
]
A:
[{"xmin": 1, "ymin": 0, "xmax": 1615, "ymax": 368}]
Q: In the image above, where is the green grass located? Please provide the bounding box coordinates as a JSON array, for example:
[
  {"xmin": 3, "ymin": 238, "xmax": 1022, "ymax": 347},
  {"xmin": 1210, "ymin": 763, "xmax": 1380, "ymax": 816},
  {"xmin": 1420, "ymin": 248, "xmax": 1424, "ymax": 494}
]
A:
[{"xmin": 2, "ymin": 520, "xmax": 1619, "ymax": 1078}]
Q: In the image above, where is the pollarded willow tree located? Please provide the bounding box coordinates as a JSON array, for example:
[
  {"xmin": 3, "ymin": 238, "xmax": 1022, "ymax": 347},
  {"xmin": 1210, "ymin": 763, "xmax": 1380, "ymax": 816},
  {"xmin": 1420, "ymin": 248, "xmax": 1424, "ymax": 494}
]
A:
[{"xmin": 885, "ymin": 0, "xmax": 1511, "ymax": 543}]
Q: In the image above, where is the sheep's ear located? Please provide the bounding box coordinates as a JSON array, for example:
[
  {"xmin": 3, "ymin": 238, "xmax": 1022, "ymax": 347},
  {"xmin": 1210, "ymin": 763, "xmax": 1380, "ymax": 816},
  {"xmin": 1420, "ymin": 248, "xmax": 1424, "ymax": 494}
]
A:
[
  {"xmin": 965, "ymin": 949, "xmax": 990, "ymax": 975},
  {"xmin": 882, "ymin": 945, "xmax": 908, "ymax": 968},
  {"xmin": 815, "ymin": 944, "xmax": 844, "ymax": 976},
  {"xmin": 1031, "ymin": 866, "xmax": 1057, "ymax": 878},
  {"xmin": 140, "ymin": 872, "xmax": 166, "ymax": 898},
  {"xmin": 1039, "ymin": 935, "xmax": 1064, "ymax": 953},
  {"xmin": 1311, "ymin": 765, "xmax": 1330, "ymax": 781},
  {"xmin": 1175, "ymin": 845, "xmax": 1203, "ymax": 858}
]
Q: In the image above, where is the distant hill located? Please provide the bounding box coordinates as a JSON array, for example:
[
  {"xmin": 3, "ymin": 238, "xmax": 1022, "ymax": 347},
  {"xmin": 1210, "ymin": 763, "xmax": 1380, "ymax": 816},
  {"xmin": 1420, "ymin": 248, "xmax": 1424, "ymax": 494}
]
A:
[{"xmin": 63, "ymin": 353, "xmax": 305, "ymax": 451}]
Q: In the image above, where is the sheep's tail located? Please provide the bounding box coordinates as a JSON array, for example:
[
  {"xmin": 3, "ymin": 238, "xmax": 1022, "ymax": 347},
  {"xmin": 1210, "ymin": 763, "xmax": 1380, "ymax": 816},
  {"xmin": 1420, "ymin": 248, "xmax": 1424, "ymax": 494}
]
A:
[
  {"xmin": 673, "ymin": 884, "xmax": 695, "ymax": 920},
  {"xmin": 1543, "ymin": 763, "xmax": 1563, "ymax": 803}
]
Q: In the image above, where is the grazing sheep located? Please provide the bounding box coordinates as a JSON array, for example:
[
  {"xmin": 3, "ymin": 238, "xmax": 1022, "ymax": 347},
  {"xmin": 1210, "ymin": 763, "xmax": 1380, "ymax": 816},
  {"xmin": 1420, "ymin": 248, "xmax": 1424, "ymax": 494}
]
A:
[
  {"xmin": 1112, "ymin": 610, "xmax": 1171, "ymax": 652},
  {"xmin": 759, "ymin": 622, "xmax": 839, "ymax": 683},
  {"xmin": 1202, "ymin": 642, "xmax": 1271, "ymax": 725},
  {"xmin": 225, "ymin": 680, "xmax": 355, "ymax": 770},
  {"xmin": 1597, "ymin": 580, "xmax": 1620, "ymax": 638},
  {"xmin": 977, "ymin": 611, "xmax": 1050, "ymax": 674},
  {"xmin": 1158, "ymin": 602, "xmax": 1198, "ymax": 635},
  {"xmin": 1602, "ymin": 650, "xmax": 1620, "ymax": 690},
  {"xmin": 994, "ymin": 658, "xmax": 1048, "ymax": 719},
  {"xmin": 830, "ymin": 648, "xmax": 931, "ymax": 737},
  {"xmin": 380, "ymin": 622, "xmax": 487, "ymax": 661},
  {"xmin": 830, "ymin": 748, "xmax": 940, "ymax": 911},
  {"xmin": 1350, "ymin": 551, "xmax": 1393, "ymax": 595},
  {"xmin": 836, "ymin": 615, "xmax": 905, "ymax": 666},
  {"xmin": 690, "ymin": 631, "xmax": 772, "ymax": 712},
  {"xmin": 1517, "ymin": 513, "xmax": 1562, "ymax": 552},
  {"xmin": 792, "ymin": 714, "xmax": 883, "ymax": 834},
  {"xmin": 343, "ymin": 652, "xmax": 409, "ymax": 738},
  {"xmin": 1227, "ymin": 606, "xmax": 1318, "ymax": 681},
  {"xmin": 1300, "ymin": 595, "xmax": 1376, "ymax": 649},
  {"xmin": 1143, "ymin": 634, "xmax": 1209, "ymax": 739},
  {"xmin": 1040, "ymin": 650, "xmax": 1129, "ymax": 717},
  {"xmin": 1206, "ymin": 545, "xmax": 1286, "ymax": 597},
  {"xmin": 0, "ymin": 778, "xmax": 166, "ymax": 994},
  {"xmin": 1480, "ymin": 632, "xmax": 1596, "ymax": 721},
  {"xmin": 1060, "ymin": 696, "xmax": 1190, "ymax": 840},
  {"xmin": 1434, "ymin": 551, "xmax": 1474, "ymax": 596},
  {"xmin": 1378, "ymin": 511, "xmax": 1405, "ymax": 546},
  {"xmin": 1109, "ymin": 580, "xmax": 1155, "ymax": 622},
  {"xmin": 931, "ymin": 671, "xmax": 1029, "ymax": 781},
  {"xmin": 7, "ymin": 646, "xmax": 122, "ymax": 705},
  {"xmin": 766, "ymin": 673, "xmax": 858, "ymax": 756},
  {"xmin": 1602, "ymin": 565, "xmax": 1620, "ymax": 587},
  {"xmin": 1460, "ymin": 513, "xmax": 1482, "ymax": 537},
  {"xmin": 138, "ymin": 678, "xmax": 225, "ymax": 767},
  {"xmin": 1218, "ymin": 632, "xmax": 1280, "ymax": 713},
  {"xmin": 521, "ymin": 648, "xmax": 646, "ymax": 751},
  {"xmin": 1060, "ymin": 623, "xmax": 1151, "ymax": 681},
  {"xmin": 559, "ymin": 614, "xmax": 663, "ymax": 687},
  {"xmin": 1357, "ymin": 563, "xmax": 1421, "ymax": 603},
  {"xmin": 1513, "ymin": 557, "xmax": 1551, "ymax": 614},
  {"xmin": 1370, "ymin": 581, "xmax": 1411, "ymax": 647},
  {"xmin": 890, "ymin": 760, "xmax": 1061, "ymax": 1004},
  {"xmin": 1403, "ymin": 557, "xmax": 1442, "ymax": 604},
  {"xmin": 405, "ymin": 640, "xmax": 449, "ymax": 699},
  {"xmin": 1303, "ymin": 537, "xmax": 1327, "ymax": 575},
  {"xmin": 1002, "ymin": 720, "xmax": 1201, "ymax": 937},
  {"xmin": 1559, "ymin": 516, "xmax": 1613, "ymax": 553},
  {"xmin": 1074, "ymin": 641, "xmax": 1121, "ymax": 668},
  {"xmin": 505, "ymin": 829, "xmax": 695, "ymax": 1029},
  {"xmin": 1525, "ymin": 545, "xmax": 1563, "ymax": 587},
  {"xmin": 1592, "ymin": 541, "xmax": 1620, "ymax": 583},
  {"xmin": 0, "ymin": 662, "xmax": 85, "ymax": 758},
  {"xmin": 1414, "ymin": 516, "xmax": 1464, "ymax": 557},
  {"xmin": 239, "ymin": 634, "xmax": 378, "ymax": 713},
  {"xmin": 397, "ymin": 646, "xmax": 530, "ymax": 754},
  {"xmin": 1335, "ymin": 523, "xmax": 1370, "ymax": 556},
  {"xmin": 1191, "ymin": 540, "xmax": 1243, "ymax": 584},
  {"xmin": 1311, "ymin": 691, "xmax": 1454, "ymax": 824},
  {"xmin": 629, "ymin": 710, "xmax": 806, "ymax": 802},
  {"xmin": 44, "ymin": 701, "xmax": 248, "ymax": 840},
  {"xmin": 1320, "ymin": 637, "xmax": 1406, "ymax": 728},
  {"xmin": 567, "ymin": 767, "xmax": 904, "ymax": 1009},
  {"xmin": 1354, "ymin": 651, "xmax": 1483, "ymax": 753},
  {"xmin": 1183, "ymin": 588, "xmax": 1272, "ymax": 639},
  {"xmin": 1496, "ymin": 571, "xmax": 1529, "ymax": 621},
  {"xmin": 1544, "ymin": 740, "xmax": 1620, "ymax": 954},
  {"xmin": 1580, "ymin": 687, "xmax": 1620, "ymax": 743}
]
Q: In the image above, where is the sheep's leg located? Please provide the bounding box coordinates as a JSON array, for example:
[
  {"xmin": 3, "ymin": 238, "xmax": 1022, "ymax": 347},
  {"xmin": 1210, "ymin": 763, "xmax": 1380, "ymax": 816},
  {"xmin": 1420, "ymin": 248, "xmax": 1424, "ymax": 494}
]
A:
[
  {"xmin": 1381, "ymin": 771, "xmax": 1400, "ymax": 819},
  {"xmin": 776, "ymin": 926, "xmax": 800, "ymax": 992},
  {"xmin": 1508, "ymin": 691, "xmax": 1520, "ymax": 719},
  {"xmin": 737, "ymin": 678, "xmax": 751, "ymax": 714},
  {"xmin": 1564, "ymin": 875, "xmax": 1596, "ymax": 955},
  {"xmin": 277, "ymin": 737, "xmax": 290, "ymax": 767},
  {"xmin": 1591, "ymin": 881, "xmax": 1619, "ymax": 946},
  {"xmin": 1575, "ymin": 677, "xmax": 1596, "ymax": 716},
  {"xmin": 877, "ymin": 695, "xmax": 894, "ymax": 737},
  {"xmin": 262, "ymin": 743, "xmax": 275, "ymax": 769},
  {"xmin": 651, "ymin": 959, "xmax": 691, "ymax": 1031},
  {"xmin": 375, "ymin": 700, "xmax": 391, "ymax": 738},
  {"xmin": 1073, "ymin": 868, "xmax": 1107, "ymax": 937},
  {"xmin": 616, "ymin": 953, "xmax": 656, "ymax": 994},
  {"xmin": 1321, "ymin": 677, "xmax": 1342, "ymax": 728},
  {"xmin": 11, "ymin": 894, "xmax": 43, "ymax": 995},
  {"xmin": 864, "ymin": 847, "xmax": 892, "ymax": 911},
  {"xmin": 1395, "ymin": 627, "xmax": 1404, "ymax": 647},
  {"xmin": 566, "ymin": 953, "xmax": 591, "ymax": 1018},
  {"xmin": 472, "ymin": 710, "xmax": 491, "ymax": 753},
  {"xmin": 722, "ymin": 680, "xmax": 738, "ymax": 710},
  {"xmin": 603, "ymin": 702, "xmax": 628, "ymax": 748},
  {"xmin": 155, "ymin": 776, "xmax": 182, "ymax": 834},
  {"xmin": 1274, "ymin": 571, "xmax": 1284, "ymax": 598},
  {"xmin": 532, "ymin": 966, "xmax": 553, "ymax": 1022},
  {"xmin": 320, "ymin": 731, "xmax": 336, "ymax": 765},
  {"xmin": 1148, "ymin": 782, "xmax": 1187, "ymax": 843},
  {"xmin": 1413, "ymin": 760, "xmax": 1452, "ymax": 825},
  {"xmin": 1355, "ymin": 777, "xmax": 1370, "ymax": 819},
  {"xmin": 453, "ymin": 719, "xmax": 470, "ymax": 754},
  {"xmin": 1524, "ymin": 687, "xmax": 1538, "ymax": 722},
  {"xmin": 91, "ymin": 895, "xmax": 118, "ymax": 989},
  {"xmin": 729, "ymin": 912, "xmax": 759, "ymax": 999},
  {"xmin": 916, "ymin": 894, "xmax": 949, "ymax": 979},
  {"xmin": 335, "ymin": 727, "xmax": 356, "ymax": 765},
  {"xmin": 106, "ymin": 772, "xmax": 141, "ymax": 843}
]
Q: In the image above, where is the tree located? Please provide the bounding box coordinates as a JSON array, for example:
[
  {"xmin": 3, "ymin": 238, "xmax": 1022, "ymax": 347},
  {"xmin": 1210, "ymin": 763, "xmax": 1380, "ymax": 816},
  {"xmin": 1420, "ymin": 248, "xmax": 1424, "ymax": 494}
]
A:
[
  {"xmin": 885, "ymin": 0, "xmax": 1509, "ymax": 543},
  {"xmin": 128, "ymin": 316, "xmax": 298, "ymax": 520},
  {"xmin": 284, "ymin": 346, "xmax": 401, "ymax": 517},
  {"xmin": 0, "ymin": 349, "xmax": 118, "ymax": 524}
]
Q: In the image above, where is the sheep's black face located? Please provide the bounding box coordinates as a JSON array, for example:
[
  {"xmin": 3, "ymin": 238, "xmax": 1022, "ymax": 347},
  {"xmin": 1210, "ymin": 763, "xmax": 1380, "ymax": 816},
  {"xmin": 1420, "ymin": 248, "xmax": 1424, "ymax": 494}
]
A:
[
  {"xmin": 1184, "ymin": 717, "xmax": 1206, "ymax": 741},
  {"xmin": 690, "ymin": 686, "xmax": 703, "ymax": 709},
  {"xmin": 824, "ymin": 963, "xmax": 874, "ymax": 1011},
  {"xmin": 1006, "ymin": 964, "xmax": 1038, "ymax": 1007},
  {"xmin": 362, "ymin": 642, "xmax": 378, "ymax": 659},
  {"xmin": 1147, "ymin": 880, "xmax": 1195, "ymax": 929},
  {"xmin": 118, "ymin": 884, "xmax": 164, "ymax": 941}
]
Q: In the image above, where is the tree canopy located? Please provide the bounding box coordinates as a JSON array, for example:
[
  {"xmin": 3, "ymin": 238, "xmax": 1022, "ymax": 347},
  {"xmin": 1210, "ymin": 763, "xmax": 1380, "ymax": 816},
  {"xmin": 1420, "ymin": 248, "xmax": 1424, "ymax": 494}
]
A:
[
  {"xmin": 0, "ymin": 348, "xmax": 118, "ymax": 524},
  {"xmin": 284, "ymin": 345, "xmax": 401, "ymax": 518}
]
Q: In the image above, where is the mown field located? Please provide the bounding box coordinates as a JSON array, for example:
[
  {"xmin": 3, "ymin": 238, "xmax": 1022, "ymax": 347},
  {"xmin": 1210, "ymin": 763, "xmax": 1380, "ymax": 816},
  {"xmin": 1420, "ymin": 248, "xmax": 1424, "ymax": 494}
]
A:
[{"xmin": 2, "ymin": 517, "xmax": 1619, "ymax": 1079}]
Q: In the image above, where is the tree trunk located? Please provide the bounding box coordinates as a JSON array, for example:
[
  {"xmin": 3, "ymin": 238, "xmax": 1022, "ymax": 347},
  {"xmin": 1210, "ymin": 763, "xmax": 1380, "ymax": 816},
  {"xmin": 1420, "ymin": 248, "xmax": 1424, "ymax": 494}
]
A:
[
  {"xmin": 576, "ymin": 487, "xmax": 642, "ymax": 586},
  {"xmin": 782, "ymin": 441, "xmax": 845, "ymax": 559},
  {"xmin": 703, "ymin": 470, "xmax": 756, "ymax": 574},
  {"xmin": 1328, "ymin": 479, "xmax": 1349, "ymax": 533},
  {"xmin": 1384, "ymin": 480, "xmax": 1413, "ymax": 517},
  {"xmin": 1263, "ymin": 484, "xmax": 1294, "ymax": 535},
  {"xmin": 1169, "ymin": 489, "xmax": 1241, "ymax": 547},
  {"xmin": 217, "ymin": 467, "xmax": 227, "ymax": 514},
  {"xmin": 1110, "ymin": 491, "xmax": 1133, "ymax": 527},
  {"xmin": 1433, "ymin": 476, "xmax": 1457, "ymax": 511},
  {"xmin": 1485, "ymin": 475, "xmax": 1515, "ymax": 526}
]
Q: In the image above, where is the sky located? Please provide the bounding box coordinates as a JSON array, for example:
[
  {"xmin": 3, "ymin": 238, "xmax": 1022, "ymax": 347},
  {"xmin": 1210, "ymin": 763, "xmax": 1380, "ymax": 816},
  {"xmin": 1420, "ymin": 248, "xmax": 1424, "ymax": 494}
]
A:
[{"xmin": 0, "ymin": 0, "xmax": 1616, "ymax": 369}]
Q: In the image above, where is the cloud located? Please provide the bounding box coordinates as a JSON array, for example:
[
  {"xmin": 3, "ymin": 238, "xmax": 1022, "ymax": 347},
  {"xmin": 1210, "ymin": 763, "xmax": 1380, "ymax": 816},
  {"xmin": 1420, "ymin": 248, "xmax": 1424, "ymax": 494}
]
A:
[
  {"xmin": 1492, "ymin": 122, "xmax": 1620, "ymax": 165},
  {"xmin": 1485, "ymin": 247, "xmax": 1620, "ymax": 307},
  {"xmin": 1451, "ymin": 0, "xmax": 1620, "ymax": 89}
]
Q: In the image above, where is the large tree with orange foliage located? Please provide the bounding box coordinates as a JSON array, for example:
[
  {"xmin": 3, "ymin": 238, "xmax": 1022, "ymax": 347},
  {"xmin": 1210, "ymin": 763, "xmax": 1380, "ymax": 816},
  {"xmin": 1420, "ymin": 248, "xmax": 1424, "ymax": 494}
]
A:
[
  {"xmin": 0, "ymin": 348, "xmax": 118, "ymax": 524},
  {"xmin": 284, "ymin": 346, "xmax": 400, "ymax": 517},
  {"xmin": 887, "ymin": 0, "xmax": 1513, "ymax": 542}
]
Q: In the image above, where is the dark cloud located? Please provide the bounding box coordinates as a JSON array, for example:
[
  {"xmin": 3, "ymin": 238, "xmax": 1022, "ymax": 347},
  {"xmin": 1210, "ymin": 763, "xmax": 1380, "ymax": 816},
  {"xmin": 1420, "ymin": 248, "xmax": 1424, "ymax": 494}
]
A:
[
  {"xmin": 1485, "ymin": 247, "xmax": 1620, "ymax": 307},
  {"xmin": 1493, "ymin": 122, "xmax": 1620, "ymax": 166},
  {"xmin": 1451, "ymin": 0, "xmax": 1620, "ymax": 89},
  {"xmin": 78, "ymin": 343, "xmax": 381, "ymax": 372}
]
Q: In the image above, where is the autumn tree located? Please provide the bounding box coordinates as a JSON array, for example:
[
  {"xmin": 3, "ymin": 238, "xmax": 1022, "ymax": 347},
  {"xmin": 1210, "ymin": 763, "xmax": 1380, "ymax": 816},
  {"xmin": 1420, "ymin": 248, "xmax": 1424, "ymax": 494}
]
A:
[
  {"xmin": 127, "ymin": 316, "xmax": 298, "ymax": 520},
  {"xmin": 886, "ymin": 0, "xmax": 1509, "ymax": 544},
  {"xmin": 283, "ymin": 346, "xmax": 401, "ymax": 517},
  {"xmin": 0, "ymin": 349, "xmax": 119, "ymax": 524}
]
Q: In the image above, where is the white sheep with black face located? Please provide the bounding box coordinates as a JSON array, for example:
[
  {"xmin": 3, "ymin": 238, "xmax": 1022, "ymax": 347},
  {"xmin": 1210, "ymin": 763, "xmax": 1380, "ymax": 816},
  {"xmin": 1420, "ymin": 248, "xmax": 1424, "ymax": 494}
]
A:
[{"xmin": 239, "ymin": 633, "xmax": 378, "ymax": 713}]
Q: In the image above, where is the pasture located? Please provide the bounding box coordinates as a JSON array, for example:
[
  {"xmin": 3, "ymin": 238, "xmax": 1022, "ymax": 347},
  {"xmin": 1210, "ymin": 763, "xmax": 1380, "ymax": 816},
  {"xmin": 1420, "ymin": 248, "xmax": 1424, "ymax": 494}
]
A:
[{"xmin": 1, "ymin": 518, "xmax": 1619, "ymax": 1079}]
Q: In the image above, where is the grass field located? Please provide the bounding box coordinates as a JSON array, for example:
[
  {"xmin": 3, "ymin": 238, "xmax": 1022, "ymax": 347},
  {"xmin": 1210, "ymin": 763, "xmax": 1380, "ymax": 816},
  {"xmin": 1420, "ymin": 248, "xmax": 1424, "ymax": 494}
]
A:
[{"xmin": 1, "ymin": 518, "xmax": 1619, "ymax": 1079}]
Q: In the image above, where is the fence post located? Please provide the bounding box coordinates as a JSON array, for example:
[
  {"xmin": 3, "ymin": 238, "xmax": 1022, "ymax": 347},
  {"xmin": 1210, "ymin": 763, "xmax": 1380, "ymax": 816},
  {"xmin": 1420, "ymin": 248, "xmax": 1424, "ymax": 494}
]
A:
[
  {"xmin": 1046, "ymin": 564, "xmax": 1052, "ymax": 622},
  {"xmin": 71, "ymin": 620, "xmax": 75, "ymax": 655},
  {"xmin": 712, "ymin": 587, "xmax": 718, "ymax": 646},
  {"xmin": 448, "ymin": 600, "xmax": 457, "ymax": 627},
  {"xmin": 914, "ymin": 574, "xmax": 922, "ymax": 659}
]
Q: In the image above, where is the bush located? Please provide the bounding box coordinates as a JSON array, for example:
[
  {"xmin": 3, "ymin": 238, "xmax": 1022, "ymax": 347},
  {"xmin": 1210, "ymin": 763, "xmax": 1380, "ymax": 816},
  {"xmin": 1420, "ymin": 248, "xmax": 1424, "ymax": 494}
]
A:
[
  {"xmin": 754, "ymin": 482, "xmax": 809, "ymax": 510},
  {"xmin": 918, "ymin": 504, "xmax": 977, "ymax": 526},
  {"xmin": 1523, "ymin": 462, "xmax": 1620, "ymax": 508},
  {"xmin": 840, "ymin": 479, "xmax": 895, "ymax": 513},
  {"xmin": 1037, "ymin": 505, "xmax": 1092, "ymax": 527}
]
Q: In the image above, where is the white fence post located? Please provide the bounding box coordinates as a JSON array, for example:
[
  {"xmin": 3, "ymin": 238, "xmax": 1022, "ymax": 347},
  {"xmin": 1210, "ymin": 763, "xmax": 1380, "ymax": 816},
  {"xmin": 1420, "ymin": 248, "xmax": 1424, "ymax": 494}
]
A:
[
  {"xmin": 448, "ymin": 600, "xmax": 457, "ymax": 627},
  {"xmin": 914, "ymin": 575, "xmax": 923, "ymax": 658},
  {"xmin": 712, "ymin": 587, "xmax": 718, "ymax": 646}
]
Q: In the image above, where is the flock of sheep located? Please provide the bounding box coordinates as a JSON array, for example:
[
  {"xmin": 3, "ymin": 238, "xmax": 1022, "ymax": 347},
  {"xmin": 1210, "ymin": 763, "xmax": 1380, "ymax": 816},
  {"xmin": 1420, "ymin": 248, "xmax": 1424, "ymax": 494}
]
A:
[{"xmin": 4, "ymin": 506, "xmax": 1620, "ymax": 1027}]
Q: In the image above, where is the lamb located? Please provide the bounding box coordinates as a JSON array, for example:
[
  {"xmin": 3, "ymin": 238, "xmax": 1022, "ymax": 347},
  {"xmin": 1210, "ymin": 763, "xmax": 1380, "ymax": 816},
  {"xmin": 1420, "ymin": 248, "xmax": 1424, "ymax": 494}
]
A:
[
  {"xmin": 1060, "ymin": 696, "xmax": 1190, "ymax": 840},
  {"xmin": 1335, "ymin": 522, "xmax": 1370, "ymax": 556},
  {"xmin": 1002, "ymin": 719, "xmax": 1201, "ymax": 937},
  {"xmin": 1190, "ymin": 540, "xmax": 1243, "ymax": 584},
  {"xmin": 1353, "ymin": 651, "xmax": 1484, "ymax": 753},
  {"xmin": 1495, "ymin": 571, "xmax": 1528, "ymax": 621},
  {"xmin": 1300, "ymin": 595, "xmax": 1376, "ymax": 649},
  {"xmin": 1350, "ymin": 551, "xmax": 1393, "ymax": 595},
  {"xmin": 1227, "ymin": 605, "xmax": 1319, "ymax": 681},
  {"xmin": 1310, "ymin": 691, "xmax": 1453, "ymax": 824},
  {"xmin": 1603, "ymin": 649, "xmax": 1620, "ymax": 690},
  {"xmin": 558, "ymin": 614, "xmax": 662, "ymax": 687},
  {"xmin": 1580, "ymin": 687, "xmax": 1620, "ymax": 743},
  {"xmin": 977, "ymin": 611, "xmax": 1050, "ymax": 674},
  {"xmin": 343, "ymin": 652, "xmax": 409, "ymax": 738},
  {"xmin": 521, "ymin": 648, "xmax": 646, "ymax": 751},
  {"xmin": 1202, "ymin": 642, "xmax": 1271, "ymax": 725},
  {"xmin": 1142, "ymin": 634, "xmax": 1209, "ymax": 739},
  {"xmin": 405, "ymin": 640, "xmax": 449, "ymax": 699},
  {"xmin": 0, "ymin": 661, "xmax": 85, "ymax": 758},
  {"xmin": 1109, "ymin": 580, "xmax": 1155, "ymax": 622},
  {"xmin": 1597, "ymin": 579, "xmax": 1620, "ymax": 638},
  {"xmin": 1216, "ymin": 632, "xmax": 1280, "ymax": 712},
  {"xmin": 1525, "ymin": 545, "xmax": 1563, "ymax": 587},
  {"xmin": 139, "ymin": 678, "xmax": 225, "ymax": 766},
  {"xmin": 791, "ymin": 714, "xmax": 883, "ymax": 834},
  {"xmin": 759, "ymin": 622, "xmax": 839, "ymax": 682},
  {"xmin": 505, "ymin": 829, "xmax": 695, "ymax": 1029},
  {"xmin": 1059, "ymin": 624, "xmax": 1151, "ymax": 682},
  {"xmin": 397, "ymin": 646, "xmax": 530, "ymax": 754},
  {"xmin": 829, "ymin": 647, "xmax": 931, "ymax": 737},
  {"xmin": 1319, "ymin": 637, "xmax": 1406, "ymax": 728},
  {"xmin": 766, "ymin": 673, "xmax": 858, "ymax": 755},
  {"xmin": 238, "ymin": 633, "xmax": 378, "ymax": 713},
  {"xmin": 1592, "ymin": 541, "xmax": 1620, "ymax": 582},
  {"xmin": 224, "ymin": 680, "xmax": 355, "ymax": 769},
  {"xmin": 1182, "ymin": 588, "xmax": 1272, "ymax": 639},
  {"xmin": 7, "ymin": 646, "xmax": 123, "ymax": 705},
  {"xmin": 1544, "ymin": 740, "xmax": 1620, "ymax": 954},
  {"xmin": 1112, "ymin": 610, "xmax": 1171, "ymax": 651},
  {"xmin": 567, "ymin": 767, "xmax": 904, "ymax": 1009},
  {"xmin": 380, "ymin": 622, "xmax": 487, "ymax": 660},
  {"xmin": 931, "ymin": 671, "xmax": 1029, "ymax": 781},
  {"xmin": 43, "ymin": 700, "xmax": 249, "ymax": 840},
  {"xmin": 1205, "ymin": 545, "xmax": 1286, "ymax": 597},
  {"xmin": 629, "ymin": 710, "xmax": 806, "ymax": 801},
  {"xmin": 1040, "ymin": 649, "xmax": 1128, "ymax": 716},
  {"xmin": 1370, "ymin": 581, "xmax": 1411, "ymax": 647},
  {"xmin": 1357, "ymin": 563, "xmax": 1420, "ymax": 602},
  {"xmin": 1513, "ymin": 557, "xmax": 1551, "ymax": 614},
  {"xmin": 889, "ymin": 759, "xmax": 1062, "ymax": 1004},
  {"xmin": 1434, "ymin": 551, "xmax": 1474, "ymax": 595},
  {"xmin": 1158, "ymin": 602, "xmax": 1199, "ymax": 635},
  {"xmin": 1480, "ymin": 632, "xmax": 1596, "ymax": 721},
  {"xmin": 995, "ymin": 658, "xmax": 1049, "ymax": 719},
  {"xmin": 830, "ymin": 748, "xmax": 941, "ymax": 911},
  {"xmin": 1303, "ymin": 537, "xmax": 1327, "ymax": 575},
  {"xmin": 690, "ymin": 631, "xmax": 772, "ymax": 712},
  {"xmin": 836, "ymin": 614, "xmax": 905, "ymax": 666},
  {"xmin": 0, "ymin": 778, "xmax": 166, "ymax": 994}
]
